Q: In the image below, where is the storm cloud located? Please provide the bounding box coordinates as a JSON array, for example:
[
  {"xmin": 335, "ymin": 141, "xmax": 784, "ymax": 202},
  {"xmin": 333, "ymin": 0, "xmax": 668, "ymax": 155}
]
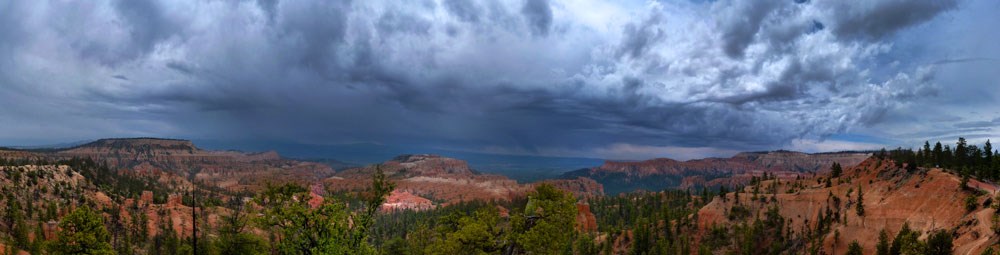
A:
[{"xmin": 0, "ymin": 0, "xmax": 996, "ymax": 160}]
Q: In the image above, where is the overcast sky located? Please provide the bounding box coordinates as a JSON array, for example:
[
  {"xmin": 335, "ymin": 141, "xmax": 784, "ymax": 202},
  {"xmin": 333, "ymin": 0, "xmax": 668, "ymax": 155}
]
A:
[{"xmin": 0, "ymin": 0, "xmax": 997, "ymax": 160}]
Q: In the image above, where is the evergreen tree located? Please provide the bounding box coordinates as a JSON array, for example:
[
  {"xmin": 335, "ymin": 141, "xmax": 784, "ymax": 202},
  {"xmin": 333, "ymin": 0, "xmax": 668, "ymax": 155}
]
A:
[
  {"xmin": 961, "ymin": 171, "xmax": 970, "ymax": 190},
  {"xmin": 846, "ymin": 241, "xmax": 862, "ymax": 255},
  {"xmin": 426, "ymin": 207, "xmax": 504, "ymax": 254},
  {"xmin": 876, "ymin": 229, "xmax": 890, "ymax": 255},
  {"xmin": 255, "ymin": 165, "xmax": 394, "ymax": 255},
  {"xmin": 985, "ymin": 140, "xmax": 993, "ymax": 177},
  {"xmin": 855, "ymin": 185, "xmax": 865, "ymax": 218},
  {"xmin": 513, "ymin": 184, "xmax": 577, "ymax": 254},
  {"xmin": 354, "ymin": 165, "xmax": 396, "ymax": 250},
  {"xmin": 944, "ymin": 145, "xmax": 953, "ymax": 167},
  {"xmin": 933, "ymin": 142, "xmax": 943, "ymax": 167},
  {"xmin": 216, "ymin": 198, "xmax": 265, "ymax": 255},
  {"xmin": 11, "ymin": 202, "xmax": 29, "ymax": 250},
  {"xmin": 49, "ymin": 207, "xmax": 114, "ymax": 255},
  {"xmin": 830, "ymin": 163, "xmax": 842, "ymax": 178},
  {"xmin": 923, "ymin": 141, "xmax": 932, "ymax": 166},
  {"xmin": 890, "ymin": 223, "xmax": 918, "ymax": 255},
  {"xmin": 925, "ymin": 230, "xmax": 952, "ymax": 255},
  {"xmin": 257, "ymin": 183, "xmax": 353, "ymax": 255},
  {"xmin": 833, "ymin": 230, "xmax": 840, "ymax": 253},
  {"xmin": 957, "ymin": 137, "xmax": 968, "ymax": 169},
  {"xmin": 906, "ymin": 153, "xmax": 917, "ymax": 172}
]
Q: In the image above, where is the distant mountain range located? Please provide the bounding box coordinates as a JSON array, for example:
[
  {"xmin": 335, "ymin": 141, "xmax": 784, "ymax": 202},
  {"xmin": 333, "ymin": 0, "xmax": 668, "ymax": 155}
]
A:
[
  {"xmin": 193, "ymin": 140, "xmax": 604, "ymax": 182},
  {"xmin": 3, "ymin": 137, "xmax": 871, "ymax": 195},
  {"xmin": 0, "ymin": 138, "xmax": 602, "ymax": 207}
]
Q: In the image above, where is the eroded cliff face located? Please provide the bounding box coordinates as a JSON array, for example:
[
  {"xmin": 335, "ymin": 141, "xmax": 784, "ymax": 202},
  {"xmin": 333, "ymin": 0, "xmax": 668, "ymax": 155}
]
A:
[
  {"xmin": 576, "ymin": 203, "xmax": 598, "ymax": 233},
  {"xmin": 381, "ymin": 190, "xmax": 435, "ymax": 211},
  {"xmin": 335, "ymin": 154, "xmax": 476, "ymax": 179},
  {"xmin": 0, "ymin": 163, "xmax": 228, "ymax": 243},
  {"xmin": 53, "ymin": 138, "xmax": 334, "ymax": 192},
  {"xmin": 563, "ymin": 151, "xmax": 870, "ymax": 194},
  {"xmin": 696, "ymin": 158, "xmax": 999, "ymax": 254},
  {"xmin": 328, "ymin": 154, "xmax": 604, "ymax": 207}
]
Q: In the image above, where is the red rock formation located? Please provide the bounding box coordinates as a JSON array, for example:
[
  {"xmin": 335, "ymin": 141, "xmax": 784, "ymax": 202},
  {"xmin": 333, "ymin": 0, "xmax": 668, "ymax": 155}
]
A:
[
  {"xmin": 51, "ymin": 138, "xmax": 335, "ymax": 192},
  {"xmin": 590, "ymin": 151, "xmax": 868, "ymax": 177},
  {"xmin": 308, "ymin": 191, "xmax": 325, "ymax": 209},
  {"xmin": 696, "ymin": 158, "xmax": 999, "ymax": 254},
  {"xmin": 167, "ymin": 194, "xmax": 182, "ymax": 207},
  {"xmin": 564, "ymin": 151, "xmax": 870, "ymax": 194},
  {"xmin": 381, "ymin": 190, "xmax": 435, "ymax": 211},
  {"xmin": 336, "ymin": 154, "xmax": 476, "ymax": 178},
  {"xmin": 497, "ymin": 205, "xmax": 510, "ymax": 218},
  {"xmin": 141, "ymin": 190, "xmax": 154, "ymax": 205},
  {"xmin": 43, "ymin": 221, "xmax": 58, "ymax": 241},
  {"xmin": 329, "ymin": 155, "xmax": 605, "ymax": 205},
  {"xmin": 537, "ymin": 177, "xmax": 605, "ymax": 198},
  {"xmin": 576, "ymin": 203, "xmax": 598, "ymax": 233}
]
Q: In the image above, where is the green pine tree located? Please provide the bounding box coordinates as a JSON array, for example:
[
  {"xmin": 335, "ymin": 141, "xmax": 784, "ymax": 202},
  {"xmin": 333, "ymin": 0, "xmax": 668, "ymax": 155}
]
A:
[
  {"xmin": 876, "ymin": 229, "xmax": 890, "ymax": 255},
  {"xmin": 846, "ymin": 241, "xmax": 863, "ymax": 255},
  {"xmin": 855, "ymin": 185, "xmax": 865, "ymax": 218},
  {"xmin": 513, "ymin": 184, "xmax": 577, "ymax": 254},
  {"xmin": 831, "ymin": 162, "xmax": 842, "ymax": 178},
  {"xmin": 49, "ymin": 207, "xmax": 114, "ymax": 255}
]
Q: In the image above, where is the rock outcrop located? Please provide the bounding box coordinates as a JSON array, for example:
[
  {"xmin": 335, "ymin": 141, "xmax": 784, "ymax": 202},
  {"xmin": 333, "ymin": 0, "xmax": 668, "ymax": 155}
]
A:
[
  {"xmin": 696, "ymin": 158, "xmax": 999, "ymax": 254},
  {"xmin": 53, "ymin": 138, "xmax": 335, "ymax": 192},
  {"xmin": 381, "ymin": 190, "xmax": 435, "ymax": 211},
  {"xmin": 576, "ymin": 203, "xmax": 598, "ymax": 233},
  {"xmin": 329, "ymin": 154, "xmax": 605, "ymax": 206},
  {"xmin": 562, "ymin": 151, "xmax": 870, "ymax": 194}
]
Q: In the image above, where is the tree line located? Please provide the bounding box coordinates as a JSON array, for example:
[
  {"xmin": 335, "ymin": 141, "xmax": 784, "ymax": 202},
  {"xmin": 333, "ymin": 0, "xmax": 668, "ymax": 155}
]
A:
[{"xmin": 875, "ymin": 137, "xmax": 998, "ymax": 180}]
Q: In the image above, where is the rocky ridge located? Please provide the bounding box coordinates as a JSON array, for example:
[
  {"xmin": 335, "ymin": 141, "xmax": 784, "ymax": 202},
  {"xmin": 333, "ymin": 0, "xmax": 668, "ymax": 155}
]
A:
[
  {"xmin": 327, "ymin": 154, "xmax": 604, "ymax": 207},
  {"xmin": 696, "ymin": 157, "xmax": 999, "ymax": 254},
  {"xmin": 563, "ymin": 151, "xmax": 870, "ymax": 194}
]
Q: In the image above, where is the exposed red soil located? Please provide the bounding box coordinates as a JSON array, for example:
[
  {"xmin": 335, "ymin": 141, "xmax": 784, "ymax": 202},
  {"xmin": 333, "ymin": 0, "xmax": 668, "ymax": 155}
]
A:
[{"xmin": 696, "ymin": 158, "xmax": 999, "ymax": 254}]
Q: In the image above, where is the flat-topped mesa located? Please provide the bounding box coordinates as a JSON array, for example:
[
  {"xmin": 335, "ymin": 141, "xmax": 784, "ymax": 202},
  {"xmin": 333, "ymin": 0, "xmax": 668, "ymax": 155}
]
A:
[
  {"xmin": 61, "ymin": 138, "xmax": 199, "ymax": 155},
  {"xmin": 737, "ymin": 150, "xmax": 869, "ymax": 172},
  {"xmin": 593, "ymin": 151, "xmax": 869, "ymax": 176},
  {"xmin": 56, "ymin": 138, "xmax": 283, "ymax": 162},
  {"xmin": 385, "ymin": 154, "xmax": 476, "ymax": 177},
  {"xmin": 330, "ymin": 154, "xmax": 604, "ymax": 205},
  {"xmin": 40, "ymin": 138, "xmax": 333, "ymax": 192}
]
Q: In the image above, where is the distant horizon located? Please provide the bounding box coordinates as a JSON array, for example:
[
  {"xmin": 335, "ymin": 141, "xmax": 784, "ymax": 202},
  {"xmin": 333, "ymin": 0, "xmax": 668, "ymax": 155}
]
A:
[{"xmin": 1, "ymin": 136, "xmax": 887, "ymax": 162}]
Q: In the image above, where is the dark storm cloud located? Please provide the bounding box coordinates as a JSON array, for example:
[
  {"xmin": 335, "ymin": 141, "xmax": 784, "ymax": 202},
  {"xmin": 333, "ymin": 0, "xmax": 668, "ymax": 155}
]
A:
[
  {"xmin": 256, "ymin": 0, "xmax": 279, "ymax": 21},
  {"xmin": 823, "ymin": 0, "xmax": 958, "ymax": 41},
  {"xmin": 93, "ymin": 0, "xmax": 179, "ymax": 65},
  {"xmin": 933, "ymin": 58, "xmax": 999, "ymax": 65},
  {"xmin": 277, "ymin": 1, "xmax": 351, "ymax": 70},
  {"xmin": 0, "ymin": 0, "xmax": 988, "ymax": 159},
  {"xmin": 521, "ymin": 0, "xmax": 553, "ymax": 36},
  {"xmin": 377, "ymin": 10, "xmax": 433, "ymax": 36},
  {"xmin": 953, "ymin": 117, "xmax": 1000, "ymax": 129},
  {"xmin": 444, "ymin": 0, "xmax": 482, "ymax": 23},
  {"xmin": 616, "ymin": 11, "xmax": 665, "ymax": 59},
  {"xmin": 714, "ymin": 0, "xmax": 783, "ymax": 58}
]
